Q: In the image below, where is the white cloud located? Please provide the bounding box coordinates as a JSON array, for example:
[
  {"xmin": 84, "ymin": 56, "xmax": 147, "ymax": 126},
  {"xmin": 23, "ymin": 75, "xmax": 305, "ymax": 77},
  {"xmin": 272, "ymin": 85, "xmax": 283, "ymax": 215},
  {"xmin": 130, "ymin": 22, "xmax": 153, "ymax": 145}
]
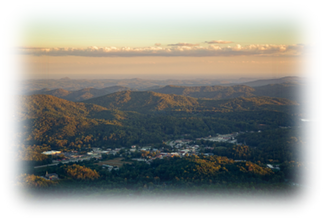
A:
[{"xmin": 18, "ymin": 44, "xmax": 305, "ymax": 57}]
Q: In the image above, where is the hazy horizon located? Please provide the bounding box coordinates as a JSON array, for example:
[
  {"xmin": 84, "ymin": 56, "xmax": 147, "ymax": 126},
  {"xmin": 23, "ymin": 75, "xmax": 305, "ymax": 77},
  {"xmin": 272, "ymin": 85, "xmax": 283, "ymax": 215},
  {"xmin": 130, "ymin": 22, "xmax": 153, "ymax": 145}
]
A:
[
  {"xmin": 21, "ymin": 74, "xmax": 299, "ymax": 81},
  {"xmin": 17, "ymin": 14, "xmax": 305, "ymax": 81}
]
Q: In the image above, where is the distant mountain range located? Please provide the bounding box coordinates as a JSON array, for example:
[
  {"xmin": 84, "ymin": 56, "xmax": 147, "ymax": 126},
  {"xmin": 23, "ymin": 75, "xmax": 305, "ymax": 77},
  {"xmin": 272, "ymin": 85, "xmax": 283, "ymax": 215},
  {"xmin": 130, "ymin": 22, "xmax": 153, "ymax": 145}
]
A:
[
  {"xmin": 18, "ymin": 92, "xmax": 298, "ymax": 124},
  {"xmin": 82, "ymin": 90, "xmax": 298, "ymax": 113},
  {"xmin": 82, "ymin": 91, "xmax": 199, "ymax": 112},
  {"xmin": 20, "ymin": 76, "xmax": 304, "ymax": 93},
  {"xmin": 152, "ymin": 82, "xmax": 303, "ymax": 103},
  {"xmin": 27, "ymin": 80, "xmax": 305, "ymax": 104},
  {"xmin": 234, "ymin": 76, "xmax": 303, "ymax": 87},
  {"xmin": 17, "ymin": 92, "xmax": 300, "ymax": 151},
  {"xmin": 151, "ymin": 85, "xmax": 255, "ymax": 99},
  {"xmin": 28, "ymin": 86, "xmax": 131, "ymax": 101}
]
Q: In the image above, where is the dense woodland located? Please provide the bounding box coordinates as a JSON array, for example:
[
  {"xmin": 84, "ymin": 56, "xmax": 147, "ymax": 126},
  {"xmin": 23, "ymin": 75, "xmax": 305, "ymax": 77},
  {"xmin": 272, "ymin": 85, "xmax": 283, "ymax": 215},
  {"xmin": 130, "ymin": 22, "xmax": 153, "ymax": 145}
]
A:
[
  {"xmin": 15, "ymin": 80, "xmax": 308, "ymax": 198},
  {"xmin": 18, "ymin": 155, "xmax": 298, "ymax": 198}
]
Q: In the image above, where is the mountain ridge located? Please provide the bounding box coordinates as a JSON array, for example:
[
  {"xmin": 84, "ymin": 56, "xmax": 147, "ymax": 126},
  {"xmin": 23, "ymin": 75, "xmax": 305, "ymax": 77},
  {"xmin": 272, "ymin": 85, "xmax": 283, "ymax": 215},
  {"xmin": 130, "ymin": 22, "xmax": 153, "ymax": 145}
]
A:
[{"xmin": 21, "ymin": 76, "xmax": 303, "ymax": 93}]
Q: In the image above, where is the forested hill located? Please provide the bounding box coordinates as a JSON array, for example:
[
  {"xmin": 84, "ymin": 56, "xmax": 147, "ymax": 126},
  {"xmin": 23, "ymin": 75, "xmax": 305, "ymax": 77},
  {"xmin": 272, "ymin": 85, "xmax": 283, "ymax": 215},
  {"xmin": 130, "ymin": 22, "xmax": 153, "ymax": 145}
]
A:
[
  {"xmin": 82, "ymin": 90, "xmax": 200, "ymax": 112},
  {"xmin": 18, "ymin": 94, "xmax": 110, "ymax": 119},
  {"xmin": 253, "ymin": 83, "xmax": 304, "ymax": 104},
  {"xmin": 17, "ymin": 93, "xmax": 301, "ymax": 160},
  {"xmin": 19, "ymin": 93, "xmax": 298, "ymax": 120},
  {"xmin": 26, "ymin": 80, "xmax": 305, "ymax": 104},
  {"xmin": 198, "ymin": 96, "xmax": 298, "ymax": 112},
  {"xmin": 238, "ymin": 76, "xmax": 303, "ymax": 87},
  {"xmin": 152, "ymin": 82, "xmax": 304, "ymax": 103},
  {"xmin": 82, "ymin": 90, "xmax": 298, "ymax": 113},
  {"xmin": 152, "ymin": 85, "xmax": 255, "ymax": 99},
  {"xmin": 30, "ymin": 88, "xmax": 72, "ymax": 98},
  {"xmin": 28, "ymin": 86, "xmax": 131, "ymax": 102}
]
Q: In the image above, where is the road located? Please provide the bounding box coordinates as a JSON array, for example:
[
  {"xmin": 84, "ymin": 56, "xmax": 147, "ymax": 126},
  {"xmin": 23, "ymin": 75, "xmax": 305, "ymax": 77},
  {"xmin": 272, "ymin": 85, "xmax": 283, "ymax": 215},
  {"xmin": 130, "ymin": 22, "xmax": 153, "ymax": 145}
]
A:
[{"xmin": 34, "ymin": 156, "xmax": 94, "ymax": 169}]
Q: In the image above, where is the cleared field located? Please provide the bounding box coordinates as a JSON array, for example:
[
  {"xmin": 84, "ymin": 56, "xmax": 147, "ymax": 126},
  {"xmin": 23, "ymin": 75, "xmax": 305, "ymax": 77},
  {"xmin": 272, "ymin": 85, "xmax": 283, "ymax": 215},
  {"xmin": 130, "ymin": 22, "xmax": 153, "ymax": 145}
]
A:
[{"xmin": 95, "ymin": 157, "xmax": 133, "ymax": 167}]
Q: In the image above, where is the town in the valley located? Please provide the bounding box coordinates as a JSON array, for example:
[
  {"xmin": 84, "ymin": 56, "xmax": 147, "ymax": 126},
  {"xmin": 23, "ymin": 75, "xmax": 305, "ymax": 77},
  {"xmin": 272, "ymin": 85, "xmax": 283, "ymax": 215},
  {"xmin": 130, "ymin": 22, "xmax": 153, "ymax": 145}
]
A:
[
  {"xmin": 37, "ymin": 129, "xmax": 280, "ymax": 180},
  {"xmin": 29, "ymin": 117, "xmax": 319, "ymax": 175},
  {"xmin": 20, "ymin": 118, "xmax": 319, "ymax": 188}
]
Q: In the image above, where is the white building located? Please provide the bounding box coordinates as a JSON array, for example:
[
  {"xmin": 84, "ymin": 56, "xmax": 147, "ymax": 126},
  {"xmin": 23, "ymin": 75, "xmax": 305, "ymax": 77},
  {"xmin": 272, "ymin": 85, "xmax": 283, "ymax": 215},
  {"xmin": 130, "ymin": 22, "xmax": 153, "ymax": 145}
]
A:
[
  {"xmin": 228, "ymin": 140, "xmax": 237, "ymax": 144},
  {"xmin": 267, "ymin": 164, "xmax": 280, "ymax": 170},
  {"xmin": 42, "ymin": 150, "xmax": 61, "ymax": 155},
  {"xmin": 101, "ymin": 151, "xmax": 109, "ymax": 154},
  {"xmin": 132, "ymin": 158, "xmax": 147, "ymax": 162},
  {"xmin": 267, "ymin": 164, "xmax": 274, "ymax": 169},
  {"xmin": 102, "ymin": 164, "xmax": 118, "ymax": 171}
]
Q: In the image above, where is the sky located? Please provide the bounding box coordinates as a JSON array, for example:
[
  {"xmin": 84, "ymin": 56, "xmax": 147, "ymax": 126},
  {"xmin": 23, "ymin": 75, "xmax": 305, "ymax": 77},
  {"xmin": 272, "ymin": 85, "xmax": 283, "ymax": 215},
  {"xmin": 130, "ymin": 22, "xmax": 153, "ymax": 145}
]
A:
[{"xmin": 17, "ymin": 10, "xmax": 306, "ymax": 80}]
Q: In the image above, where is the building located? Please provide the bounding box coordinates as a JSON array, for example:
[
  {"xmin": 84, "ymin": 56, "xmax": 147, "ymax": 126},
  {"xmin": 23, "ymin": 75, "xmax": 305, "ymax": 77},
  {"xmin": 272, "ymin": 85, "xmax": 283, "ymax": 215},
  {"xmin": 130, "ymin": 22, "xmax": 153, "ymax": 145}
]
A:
[
  {"xmin": 110, "ymin": 150, "xmax": 117, "ymax": 155},
  {"xmin": 43, "ymin": 171, "xmax": 59, "ymax": 180},
  {"xmin": 102, "ymin": 164, "xmax": 113, "ymax": 168},
  {"xmin": 132, "ymin": 158, "xmax": 147, "ymax": 162},
  {"xmin": 102, "ymin": 164, "xmax": 119, "ymax": 171},
  {"xmin": 228, "ymin": 140, "xmax": 237, "ymax": 144},
  {"xmin": 267, "ymin": 164, "xmax": 280, "ymax": 170},
  {"xmin": 101, "ymin": 151, "xmax": 109, "ymax": 154},
  {"xmin": 42, "ymin": 150, "xmax": 61, "ymax": 155}
]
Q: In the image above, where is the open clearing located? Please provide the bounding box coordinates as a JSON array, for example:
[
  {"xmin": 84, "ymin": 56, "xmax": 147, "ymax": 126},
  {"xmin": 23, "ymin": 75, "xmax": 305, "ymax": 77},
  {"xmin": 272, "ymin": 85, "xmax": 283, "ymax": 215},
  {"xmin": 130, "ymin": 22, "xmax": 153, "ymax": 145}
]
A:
[{"xmin": 95, "ymin": 157, "xmax": 133, "ymax": 167}]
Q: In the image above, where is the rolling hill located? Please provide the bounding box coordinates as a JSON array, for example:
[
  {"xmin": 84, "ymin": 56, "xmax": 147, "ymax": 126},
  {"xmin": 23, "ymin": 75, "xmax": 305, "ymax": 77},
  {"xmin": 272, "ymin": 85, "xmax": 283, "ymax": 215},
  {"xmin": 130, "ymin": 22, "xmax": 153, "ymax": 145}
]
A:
[
  {"xmin": 253, "ymin": 82, "xmax": 320, "ymax": 102},
  {"xmin": 151, "ymin": 82, "xmax": 304, "ymax": 104},
  {"xmin": 18, "ymin": 94, "xmax": 109, "ymax": 119},
  {"xmin": 237, "ymin": 76, "xmax": 303, "ymax": 87},
  {"xmin": 83, "ymin": 90, "xmax": 298, "ymax": 113},
  {"xmin": 83, "ymin": 90, "xmax": 200, "ymax": 112},
  {"xmin": 152, "ymin": 85, "xmax": 255, "ymax": 99},
  {"xmin": 28, "ymin": 86, "xmax": 131, "ymax": 102}
]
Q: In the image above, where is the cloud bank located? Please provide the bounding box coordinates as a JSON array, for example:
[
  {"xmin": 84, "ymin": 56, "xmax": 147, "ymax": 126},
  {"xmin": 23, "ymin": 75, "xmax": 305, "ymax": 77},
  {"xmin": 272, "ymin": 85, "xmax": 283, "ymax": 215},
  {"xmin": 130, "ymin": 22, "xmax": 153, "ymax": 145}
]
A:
[{"xmin": 18, "ymin": 44, "xmax": 305, "ymax": 57}]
